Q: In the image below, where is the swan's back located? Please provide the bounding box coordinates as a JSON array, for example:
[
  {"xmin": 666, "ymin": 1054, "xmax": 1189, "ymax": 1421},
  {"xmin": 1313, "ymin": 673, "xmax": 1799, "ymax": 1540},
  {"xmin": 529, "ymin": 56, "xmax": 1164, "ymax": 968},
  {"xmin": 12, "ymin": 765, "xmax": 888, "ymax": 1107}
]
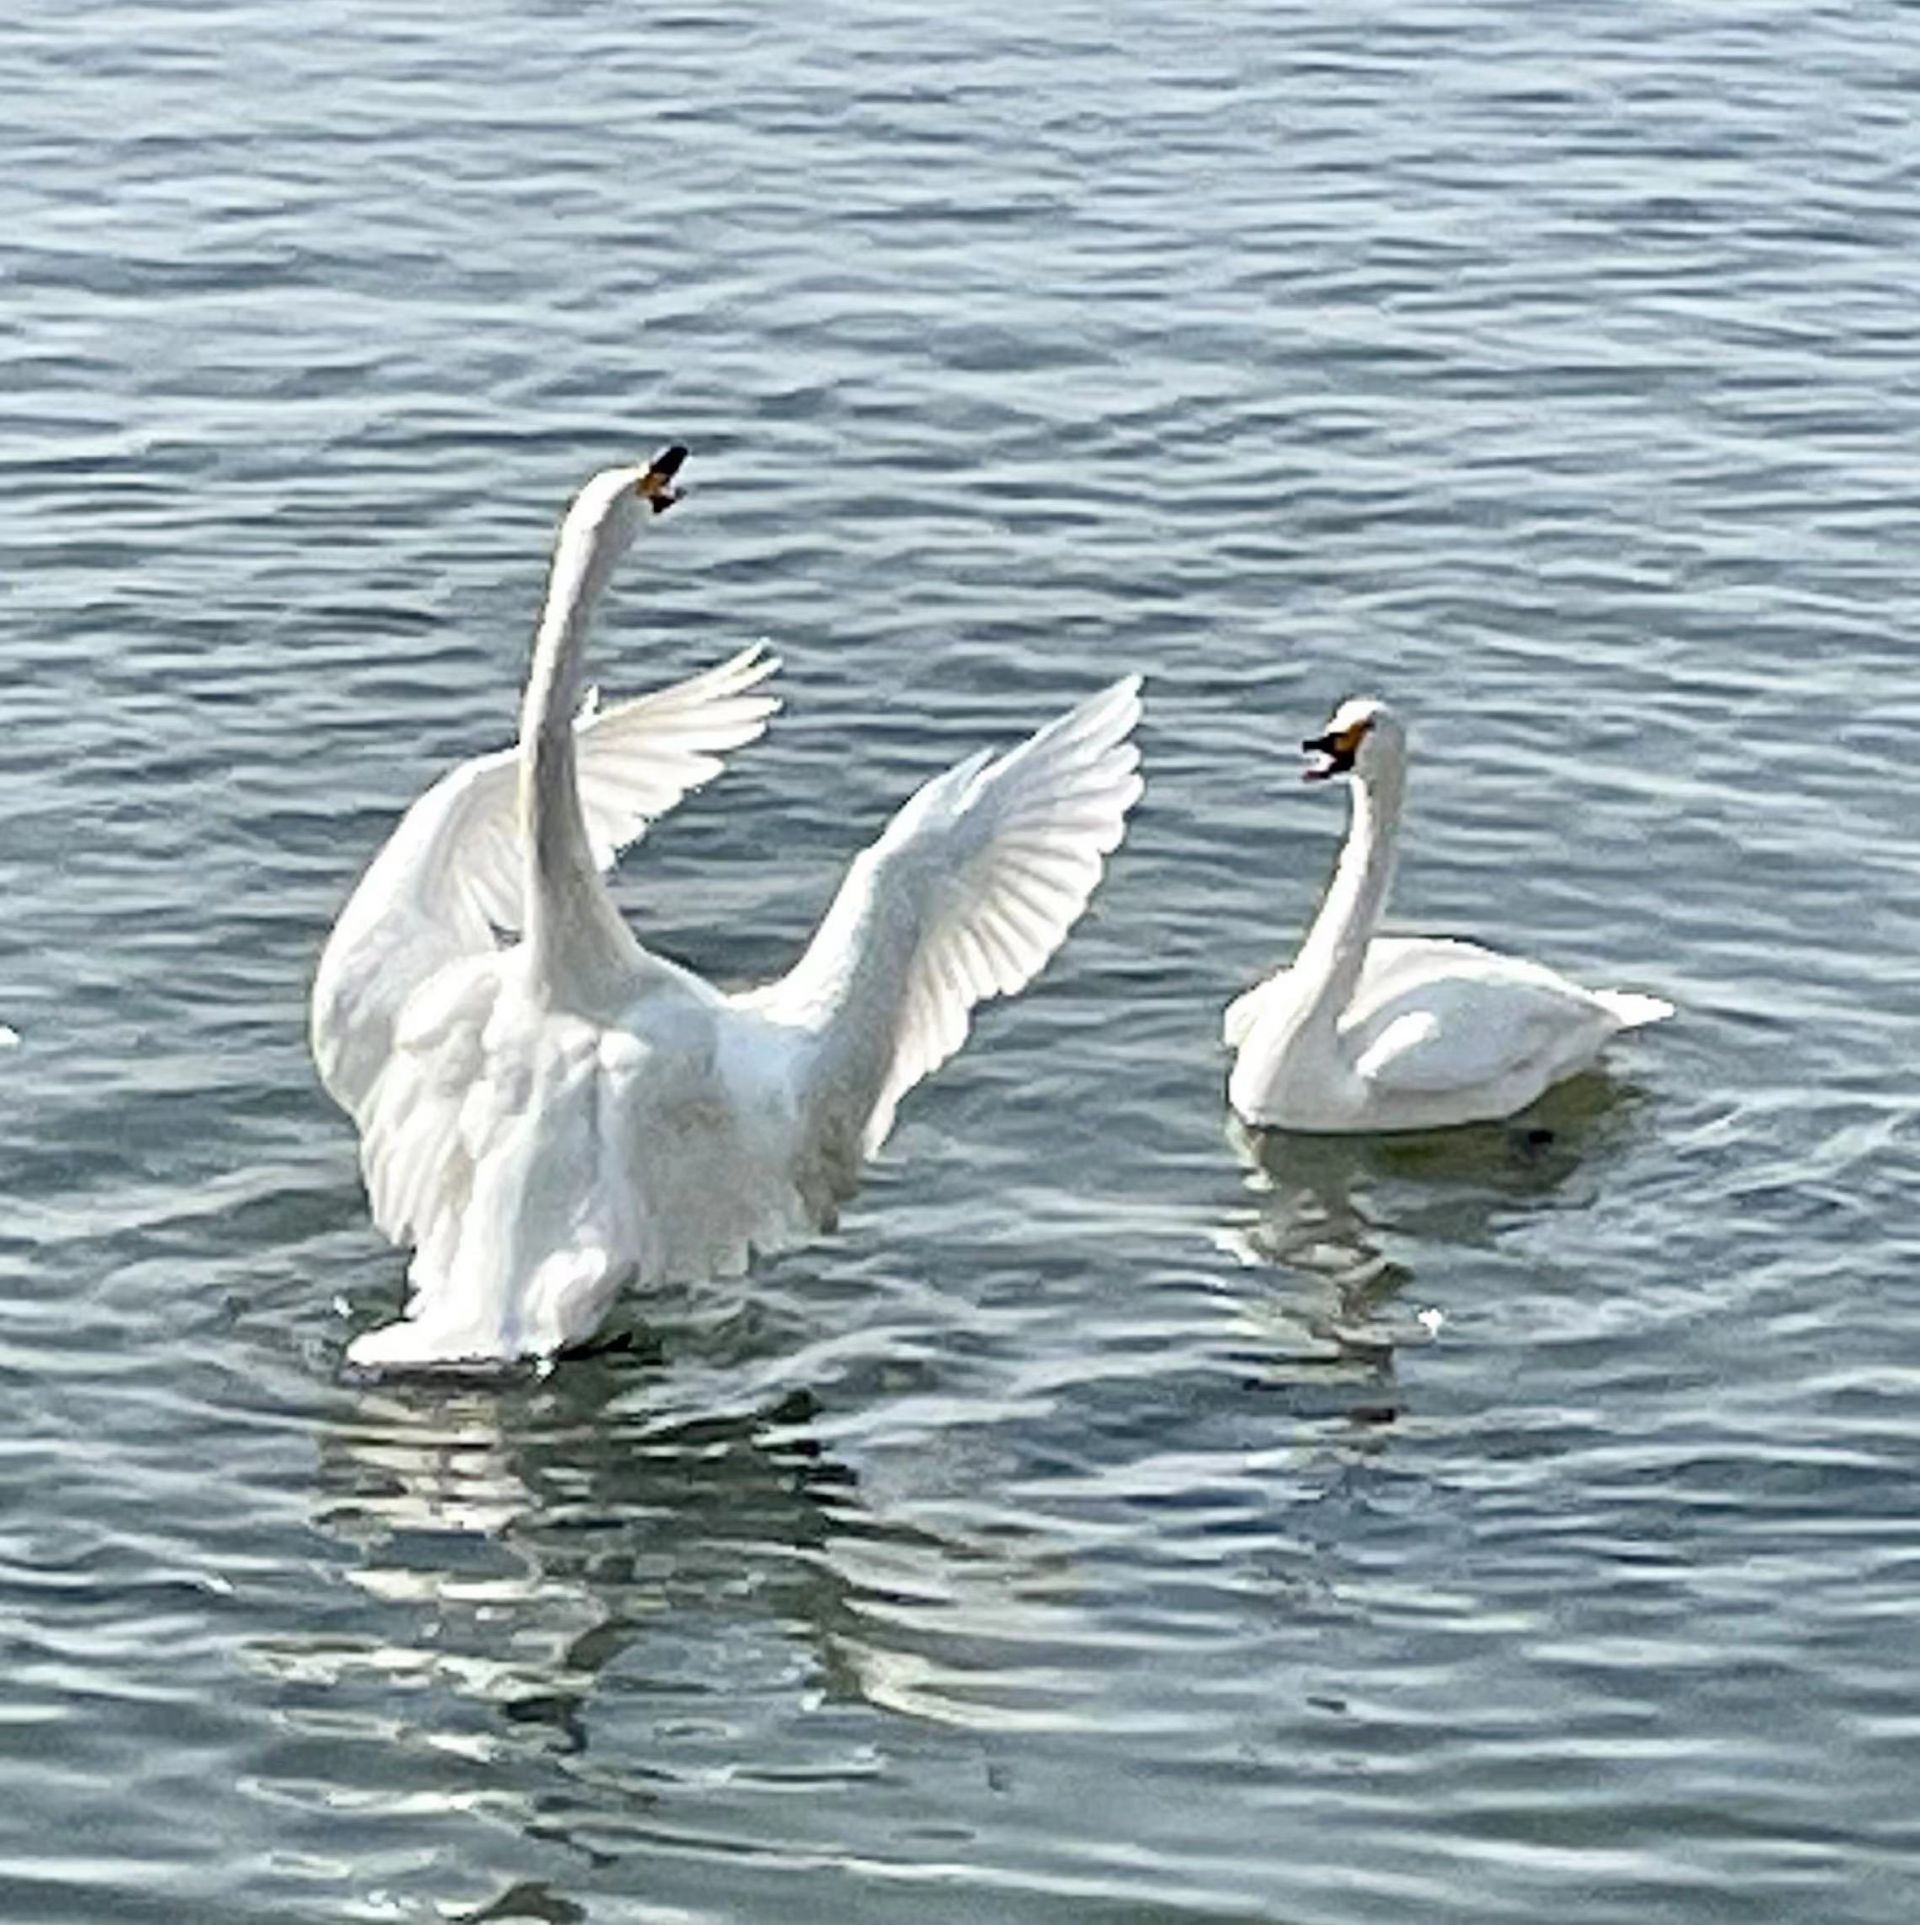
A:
[{"xmin": 346, "ymin": 953, "xmax": 823, "ymax": 1368}]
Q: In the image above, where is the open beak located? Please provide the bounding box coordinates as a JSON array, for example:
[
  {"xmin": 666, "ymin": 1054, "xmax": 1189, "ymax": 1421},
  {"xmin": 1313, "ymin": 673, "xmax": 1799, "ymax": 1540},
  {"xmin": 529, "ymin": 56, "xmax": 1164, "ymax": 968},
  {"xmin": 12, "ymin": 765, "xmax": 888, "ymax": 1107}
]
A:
[
  {"xmin": 1301, "ymin": 730, "xmax": 1354, "ymax": 783},
  {"xmin": 1302, "ymin": 710, "xmax": 1378, "ymax": 781},
  {"xmin": 637, "ymin": 443, "xmax": 688, "ymax": 514}
]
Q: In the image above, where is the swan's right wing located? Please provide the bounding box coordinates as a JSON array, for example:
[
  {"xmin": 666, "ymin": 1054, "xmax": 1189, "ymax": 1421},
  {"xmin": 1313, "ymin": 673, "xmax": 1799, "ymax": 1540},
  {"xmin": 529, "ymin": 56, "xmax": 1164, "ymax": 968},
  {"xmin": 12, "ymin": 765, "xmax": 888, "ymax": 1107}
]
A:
[
  {"xmin": 746, "ymin": 678, "xmax": 1144, "ymax": 1160},
  {"xmin": 311, "ymin": 645, "xmax": 779, "ymax": 1116}
]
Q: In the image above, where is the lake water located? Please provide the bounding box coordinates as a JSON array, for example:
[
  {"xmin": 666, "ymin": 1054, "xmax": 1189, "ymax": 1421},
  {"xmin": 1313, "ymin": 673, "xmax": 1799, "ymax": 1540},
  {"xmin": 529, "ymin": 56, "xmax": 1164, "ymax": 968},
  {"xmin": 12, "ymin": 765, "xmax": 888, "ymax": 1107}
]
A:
[{"xmin": 4, "ymin": 2, "xmax": 1919, "ymax": 1919}]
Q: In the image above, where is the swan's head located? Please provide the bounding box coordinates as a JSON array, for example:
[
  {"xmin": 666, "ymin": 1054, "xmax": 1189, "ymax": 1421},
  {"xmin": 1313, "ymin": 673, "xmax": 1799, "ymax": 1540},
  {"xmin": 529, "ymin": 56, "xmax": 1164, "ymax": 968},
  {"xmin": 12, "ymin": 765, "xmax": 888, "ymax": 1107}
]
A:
[
  {"xmin": 564, "ymin": 444, "xmax": 687, "ymax": 547},
  {"xmin": 1302, "ymin": 696, "xmax": 1402, "ymax": 782},
  {"xmin": 546, "ymin": 446, "xmax": 688, "ymax": 617}
]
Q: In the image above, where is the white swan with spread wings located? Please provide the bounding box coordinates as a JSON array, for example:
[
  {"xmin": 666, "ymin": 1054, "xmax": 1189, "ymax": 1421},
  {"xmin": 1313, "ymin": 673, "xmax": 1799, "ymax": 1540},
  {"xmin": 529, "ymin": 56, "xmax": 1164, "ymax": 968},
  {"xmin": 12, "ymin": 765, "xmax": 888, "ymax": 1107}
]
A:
[
  {"xmin": 312, "ymin": 449, "xmax": 1144, "ymax": 1367},
  {"xmin": 1225, "ymin": 697, "xmax": 1670, "ymax": 1133}
]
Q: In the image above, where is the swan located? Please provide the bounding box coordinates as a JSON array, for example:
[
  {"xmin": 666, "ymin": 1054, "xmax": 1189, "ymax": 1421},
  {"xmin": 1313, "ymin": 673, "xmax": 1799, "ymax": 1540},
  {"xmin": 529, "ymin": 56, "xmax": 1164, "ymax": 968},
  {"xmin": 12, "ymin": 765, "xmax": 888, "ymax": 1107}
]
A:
[
  {"xmin": 1224, "ymin": 697, "xmax": 1671, "ymax": 1133},
  {"xmin": 312, "ymin": 448, "xmax": 1144, "ymax": 1368}
]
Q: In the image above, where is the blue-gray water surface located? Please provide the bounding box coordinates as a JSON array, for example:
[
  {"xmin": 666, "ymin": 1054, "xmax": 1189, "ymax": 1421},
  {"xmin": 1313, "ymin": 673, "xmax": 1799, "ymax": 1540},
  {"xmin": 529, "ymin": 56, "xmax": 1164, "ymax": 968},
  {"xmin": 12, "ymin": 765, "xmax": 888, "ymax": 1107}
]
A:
[{"xmin": 4, "ymin": 3, "xmax": 1919, "ymax": 1919}]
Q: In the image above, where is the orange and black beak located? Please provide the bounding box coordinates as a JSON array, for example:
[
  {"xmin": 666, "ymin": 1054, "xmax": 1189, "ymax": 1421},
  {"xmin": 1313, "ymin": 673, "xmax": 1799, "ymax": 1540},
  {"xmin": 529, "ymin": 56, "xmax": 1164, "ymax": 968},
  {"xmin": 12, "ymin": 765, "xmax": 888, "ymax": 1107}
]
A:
[
  {"xmin": 1302, "ymin": 716, "xmax": 1371, "ymax": 782},
  {"xmin": 637, "ymin": 444, "xmax": 688, "ymax": 514}
]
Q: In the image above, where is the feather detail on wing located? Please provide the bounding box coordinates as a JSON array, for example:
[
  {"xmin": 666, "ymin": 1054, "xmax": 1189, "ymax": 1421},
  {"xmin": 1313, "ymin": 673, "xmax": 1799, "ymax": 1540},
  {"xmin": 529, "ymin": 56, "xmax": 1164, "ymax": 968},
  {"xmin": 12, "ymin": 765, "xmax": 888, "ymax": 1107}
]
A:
[
  {"xmin": 749, "ymin": 677, "xmax": 1144, "ymax": 1158},
  {"xmin": 1346, "ymin": 964, "xmax": 1616, "ymax": 1098},
  {"xmin": 311, "ymin": 645, "xmax": 779, "ymax": 1117},
  {"xmin": 453, "ymin": 642, "xmax": 781, "ymax": 935}
]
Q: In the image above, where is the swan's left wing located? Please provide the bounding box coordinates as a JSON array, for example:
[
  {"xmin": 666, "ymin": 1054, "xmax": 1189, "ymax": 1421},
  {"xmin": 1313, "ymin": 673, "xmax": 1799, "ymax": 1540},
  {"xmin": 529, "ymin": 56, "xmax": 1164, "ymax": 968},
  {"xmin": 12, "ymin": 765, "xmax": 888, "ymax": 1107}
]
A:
[
  {"xmin": 312, "ymin": 645, "xmax": 779, "ymax": 1117},
  {"xmin": 747, "ymin": 678, "xmax": 1143, "ymax": 1160},
  {"xmin": 452, "ymin": 642, "xmax": 782, "ymax": 933}
]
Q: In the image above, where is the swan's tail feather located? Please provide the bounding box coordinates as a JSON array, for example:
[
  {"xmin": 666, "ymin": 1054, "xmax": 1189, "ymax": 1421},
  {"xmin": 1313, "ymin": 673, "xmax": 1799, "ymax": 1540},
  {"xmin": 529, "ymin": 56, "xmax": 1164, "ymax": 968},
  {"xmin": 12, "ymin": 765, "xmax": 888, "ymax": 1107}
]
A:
[{"xmin": 1595, "ymin": 989, "xmax": 1675, "ymax": 1030}]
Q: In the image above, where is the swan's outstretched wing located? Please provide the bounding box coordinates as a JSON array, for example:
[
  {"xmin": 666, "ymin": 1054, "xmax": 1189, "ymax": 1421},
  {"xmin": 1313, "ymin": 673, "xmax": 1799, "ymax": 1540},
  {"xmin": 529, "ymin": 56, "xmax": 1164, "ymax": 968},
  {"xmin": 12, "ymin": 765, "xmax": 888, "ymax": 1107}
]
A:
[
  {"xmin": 747, "ymin": 677, "xmax": 1144, "ymax": 1159},
  {"xmin": 311, "ymin": 645, "xmax": 779, "ymax": 1115}
]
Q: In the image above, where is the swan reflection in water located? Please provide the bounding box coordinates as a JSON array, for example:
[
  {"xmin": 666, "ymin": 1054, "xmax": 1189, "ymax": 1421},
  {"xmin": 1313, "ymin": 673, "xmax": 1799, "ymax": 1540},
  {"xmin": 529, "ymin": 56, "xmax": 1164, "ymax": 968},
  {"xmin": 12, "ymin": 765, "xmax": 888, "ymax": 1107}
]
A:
[
  {"xmin": 276, "ymin": 1361, "xmax": 871, "ymax": 1752},
  {"xmin": 251, "ymin": 1338, "xmax": 1106, "ymax": 1880},
  {"xmin": 1214, "ymin": 1069, "xmax": 1646, "ymax": 1397},
  {"xmin": 243, "ymin": 1359, "xmax": 901, "ymax": 1913}
]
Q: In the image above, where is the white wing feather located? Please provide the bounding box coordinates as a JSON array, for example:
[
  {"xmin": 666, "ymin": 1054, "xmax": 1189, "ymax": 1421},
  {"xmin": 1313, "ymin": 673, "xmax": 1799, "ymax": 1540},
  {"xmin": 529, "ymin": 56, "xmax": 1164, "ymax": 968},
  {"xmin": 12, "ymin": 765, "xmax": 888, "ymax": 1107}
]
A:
[
  {"xmin": 750, "ymin": 677, "xmax": 1144, "ymax": 1157},
  {"xmin": 1221, "ymin": 975, "xmax": 1271, "ymax": 1049},
  {"xmin": 453, "ymin": 642, "xmax": 783, "ymax": 935},
  {"xmin": 1346, "ymin": 955, "xmax": 1630, "ymax": 1098}
]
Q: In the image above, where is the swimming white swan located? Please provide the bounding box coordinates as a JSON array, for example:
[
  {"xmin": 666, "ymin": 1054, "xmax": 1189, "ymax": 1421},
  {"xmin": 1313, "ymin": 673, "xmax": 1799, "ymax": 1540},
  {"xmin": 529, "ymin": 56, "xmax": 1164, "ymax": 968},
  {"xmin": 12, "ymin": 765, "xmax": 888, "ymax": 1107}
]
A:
[
  {"xmin": 1224, "ymin": 697, "xmax": 1670, "ymax": 1133},
  {"xmin": 312, "ymin": 449, "xmax": 1144, "ymax": 1367}
]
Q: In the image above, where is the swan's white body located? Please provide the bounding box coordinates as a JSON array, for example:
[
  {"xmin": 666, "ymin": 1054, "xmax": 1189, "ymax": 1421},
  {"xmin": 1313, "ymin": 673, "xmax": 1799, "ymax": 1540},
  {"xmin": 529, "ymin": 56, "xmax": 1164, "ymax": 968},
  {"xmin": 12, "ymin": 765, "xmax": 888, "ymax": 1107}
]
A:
[
  {"xmin": 312, "ymin": 458, "xmax": 1144, "ymax": 1367},
  {"xmin": 1225, "ymin": 699, "xmax": 1670, "ymax": 1134}
]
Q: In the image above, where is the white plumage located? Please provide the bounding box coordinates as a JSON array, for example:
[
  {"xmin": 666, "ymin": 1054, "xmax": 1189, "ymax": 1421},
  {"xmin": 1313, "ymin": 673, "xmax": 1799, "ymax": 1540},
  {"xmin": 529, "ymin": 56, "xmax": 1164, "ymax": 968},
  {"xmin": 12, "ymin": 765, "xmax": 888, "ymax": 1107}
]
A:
[
  {"xmin": 311, "ymin": 453, "xmax": 1144, "ymax": 1367},
  {"xmin": 311, "ymin": 641, "xmax": 783, "ymax": 1119},
  {"xmin": 1225, "ymin": 697, "xmax": 1671, "ymax": 1133}
]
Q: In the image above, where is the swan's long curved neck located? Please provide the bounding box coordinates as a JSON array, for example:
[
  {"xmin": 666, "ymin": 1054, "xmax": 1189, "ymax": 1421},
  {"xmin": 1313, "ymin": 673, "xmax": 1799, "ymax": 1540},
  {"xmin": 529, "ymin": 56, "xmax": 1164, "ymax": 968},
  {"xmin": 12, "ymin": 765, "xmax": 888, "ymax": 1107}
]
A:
[
  {"xmin": 518, "ymin": 525, "xmax": 641, "ymax": 1007},
  {"xmin": 1293, "ymin": 747, "xmax": 1405, "ymax": 1039}
]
